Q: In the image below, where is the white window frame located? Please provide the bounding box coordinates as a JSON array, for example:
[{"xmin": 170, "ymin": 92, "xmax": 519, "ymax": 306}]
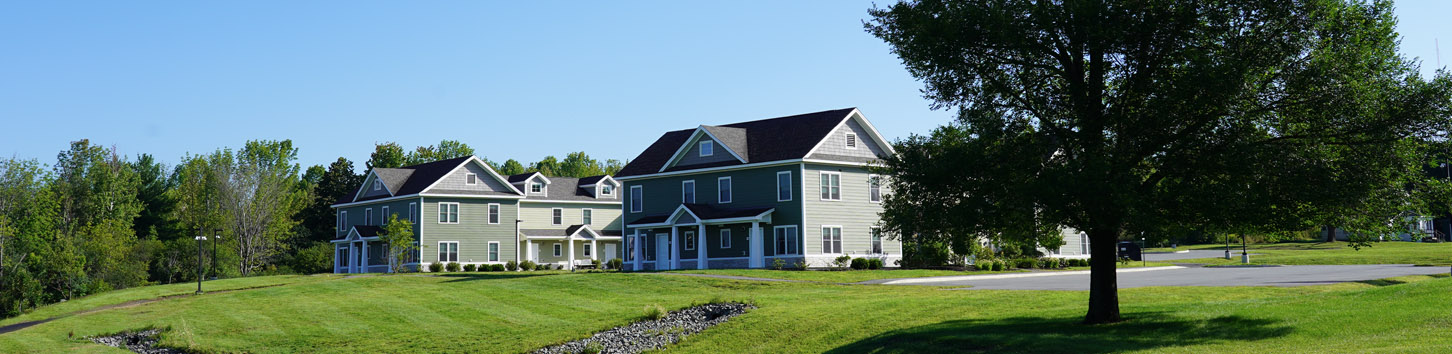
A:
[
  {"xmin": 381, "ymin": 206, "xmax": 390, "ymax": 225},
  {"xmin": 582, "ymin": 208, "xmax": 593, "ymax": 225},
  {"xmin": 684, "ymin": 231, "xmax": 696, "ymax": 251},
  {"xmin": 531, "ymin": 182, "xmax": 544, "ymax": 193},
  {"xmin": 774, "ymin": 225, "xmax": 799, "ymax": 255},
  {"xmin": 365, "ymin": 208, "xmax": 373, "ymax": 225},
  {"xmin": 553, "ymin": 243, "xmax": 563, "ymax": 257},
  {"xmin": 699, "ymin": 140, "xmax": 714, "ymax": 157},
  {"xmin": 408, "ymin": 202, "xmax": 417, "ymax": 223},
  {"xmin": 845, "ymin": 132, "xmax": 858, "ymax": 149},
  {"xmin": 630, "ymin": 185, "xmax": 643, "ymax": 213},
  {"xmin": 551, "ymin": 208, "xmax": 564, "ymax": 225},
  {"xmin": 373, "ymin": 181, "xmax": 381, "ymax": 191},
  {"xmin": 720, "ymin": 229, "xmax": 732, "ymax": 249},
  {"xmin": 438, "ymin": 202, "xmax": 460, "ymax": 224},
  {"xmin": 584, "ymin": 243, "xmax": 592, "ymax": 257},
  {"xmin": 718, "ymin": 176, "xmax": 732, "ymax": 204},
  {"xmin": 438, "ymin": 241, "xmax": 459, "ymax": 263},
  {"xmin": 488, "ymin": 203, "xmax": 501, "ymax": 225},
  {"xmin": 821, "ymin": 226, "xmax": 843, "ymax": 254},
  {"xmin": 776, "ymin": 171, "xmax": 792, "ymax": 202},
  {"xmin": 819, "ymin": 172, "xmax": 841, "ymax": 201},
  {"xmin": 465, "ymin": 173, "xmax": 478, "ymax": 185},
  {"xmin": 1080, "ymin": 232, "xmax": 1090, "ymax": 255},
  {"xmin": 869, "ymin": 175, "xmax": 882, "ymax": 203},
  {"xmin": 682, "ymin": 180, "xmax": 696, "ymax": 203},
  {"xmin": 337, "ymin": 210, "xmax": 347, "ymax": 232},
  {"xmin": 488, "ymin": 241, "xmax": 500, "ymax": 262},
  {"xmin": 871, "ymin": 227, "xmax": 883, "ymax": 254},
  {"xmin": 600, "ymin": 184, "xmax": 614, "ymax": 196}
]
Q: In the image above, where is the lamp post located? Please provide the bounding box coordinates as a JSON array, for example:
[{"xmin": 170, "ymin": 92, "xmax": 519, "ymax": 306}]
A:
[
  {"xmin": 1224, "ymin": 234, "xmax": 1232, "ymax": 260},
  {"xmin": 1141, "ymin": 237, "xmax": 1146, "ymax": 268},
  {"xmin": 1241, "ymin": 234, "xmax": 1250, "ymax": 264},
  {"xmin": 210, "ymin": 229, "xmax": 221, "ymax": 280},
  {"xmin": 194, "ymin": 229, "xmax": 207, "ymax": 295}
]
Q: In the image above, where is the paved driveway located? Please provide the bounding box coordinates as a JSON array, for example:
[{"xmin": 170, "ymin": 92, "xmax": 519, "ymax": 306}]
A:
[{"xmin": 881, "ymin": 264, "xmax": 1448, "ymax": 290}]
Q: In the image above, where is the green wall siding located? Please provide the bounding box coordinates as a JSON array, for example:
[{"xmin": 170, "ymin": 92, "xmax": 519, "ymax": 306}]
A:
[
  {"xmin": 802, "ymin": 163, "xmax": 901, "ymax": 260},
  {"xmin": 520, "ymin": 202, "xmax": 623, "ymax": 231},
  {"xmin": 420, "ymin": 197, "xmax": 519, "ymax": 265}
]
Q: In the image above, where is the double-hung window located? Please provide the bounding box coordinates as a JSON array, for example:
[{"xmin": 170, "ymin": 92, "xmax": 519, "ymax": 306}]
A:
[
  {"xmin": 869, "ymin": 175, "xmax": 882, "ymax": 203},
  {"xmin": 438, "ymin": 241, "xmax": 459, "ymax": 263},
  {"xmin": 871, "ymin": 228, "xmax": 883, "ymax": 254},
  {"xmin": 630, "ymin": 186, "xmax": 643, "ymax": 212},
  {"xmin": 820, "ymin": 172, "xmax": 841, "ymax": 200},
  {"xmin": 774, "ymin": 226, "xmax": 799, "ymax": 255},
  {"xmin": 718, "ymin": 177, "xmax": 732, "ymax": 204},
  {"xmin": 699, "ymin": 141, "xmax": 714, "ymax": 156},
  {"xmin": 582, "ymin": 209, "xmax": 593, "ymax": 225},
  {"xmin": 337, "ymin": 211, "xmax": 347, "ymax": 232},
  {"xmin": 365, "ymin": 208, "xmax": 373, "ymax": 225},
  {"xmin": 373, "ymin": 181, "xmax": 382, "ymax": 191},
  {"xmin": 584, "ymin": 244, "xmax": 592, "ymax": 257},
  {"xmin": 553, "ymin": 243, "xmax": 563, "ymax": 257},
  {"xmin": 438, "ymin": 203, "xmax": 459, "ymax": 224},
  {"xmin": 720, "ymin": 229, "xmax": 732, "ymax": 249},
  {"xmin": 682, "ymin": 180, "xmax": 696, "ymax": 203},
  {"xmin": 684, "ymin": 231, "xmax": 696, "ymax": 250},
  {"xmin": 408, "ymin": 203, "xmax": 417, "ymax": 223},
  {"xmin": 551, "ymin": 208, "xmax": 563, "ymax": 225},
  {"xmin": 488, "ymin": 242, "xmax": 500, "ymax": 262},
  {"xmin": 488, "ymin": 203, "xmax": 501, "ymax": 224},
  {"xmin": 777, "ymin": 171, "xmax": 792, "ymax": 201},
  {"xmin": 821, "ymin": 227, "xmax": 842, "ymax": 254},
  {"xmin": 381, "ymin": 206, "xmax": 390, "ymax": 225}
]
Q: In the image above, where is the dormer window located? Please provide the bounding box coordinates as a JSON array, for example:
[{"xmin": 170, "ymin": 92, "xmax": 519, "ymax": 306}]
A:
[
  {"xmin": 601, "ymin": 185, "xmax": 613, "ymax": 196},
  {"xmin": 465, "ymin": 173, "xmax": 477, "ymax": 185},
  {"xmin": 531, "ymin": 182, "xmax": 544, "ymax": 193},
  {"xmin": 846, "ymin": 133, "xmax": 858, "ymax": 149},
  {"xmin": 373, "ymin": 181, "xmax": 381, "ymax": 191},
  {"xmin": 699, "ymin": 141, "xmax": 714, "ymax": 157}
]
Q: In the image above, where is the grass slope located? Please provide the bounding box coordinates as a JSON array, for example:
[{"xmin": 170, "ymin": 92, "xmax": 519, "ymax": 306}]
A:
[
  {"xmin": 2, "ymin": 272, "xmax": 1450, "ymax": 353},
  {"xmin": 1157, "ymin": 241, "xmax": 1452, "ymax": 266},
  {"xmin": 668, "ymin": 261, "xmax": 1177, "ymax": 283}
]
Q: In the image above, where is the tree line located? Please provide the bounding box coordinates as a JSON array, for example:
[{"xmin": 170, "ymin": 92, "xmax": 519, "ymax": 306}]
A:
[{"xmin": 0, "ymin": 138, "xmax": 623, "ymax": 318}]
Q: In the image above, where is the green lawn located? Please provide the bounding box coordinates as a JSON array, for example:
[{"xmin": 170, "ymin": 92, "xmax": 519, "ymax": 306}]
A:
[
  {"xmin": 668, "ymin": 261, "xmax": 1177, "ymax": 283},
  {"xmin": 3, "ymin": 271, "xmax": 1452, "ymax": 353},
  {"xmin": 1153, "ymin": 241, "xmax": 1452, "ymax": 266}
]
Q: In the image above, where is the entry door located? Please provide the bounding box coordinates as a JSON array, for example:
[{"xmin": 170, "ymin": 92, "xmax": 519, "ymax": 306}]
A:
[
  {"xmin": 530, "ymin": 243, "xmax": 540, "ymax": 262},
  {"xmin": 656, "ymin": 234, "xmax": 671, "ymax": 270},
  {"xmin": 337, "ymin": 247, "xmax": 350, "ymax": 273},
  {"xmin": 604, "ymin": 244, "xmax": 617, "ymax": 262}
]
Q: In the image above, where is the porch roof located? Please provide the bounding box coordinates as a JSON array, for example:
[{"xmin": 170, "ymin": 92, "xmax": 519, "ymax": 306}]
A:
[{"xmin": 626, "ymin": 203, "xmax": 774, "ymax": 227}]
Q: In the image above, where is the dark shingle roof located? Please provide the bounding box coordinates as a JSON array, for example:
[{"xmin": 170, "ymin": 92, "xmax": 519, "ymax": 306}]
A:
[
  {"xmin": 578, "ymin": 175, "xmax": 609, "ymax": 185},
  {"xmin": 522, "ymin": 176, "xmax": 620, "ymax": 202},
  {"xmin": 507, "ymin": 173, "xmax": 539, "ymax": 183},
  {"xmin": 336, "ymin": 225, "xmax": 385, "ymax": 240},
  {"xmin": 615, "ymin": 108, "xmax": 857, "ymax": 177},
  {"xmin": 336, "ymin": 156, "xmax": 510, "ymax": 205},
  {"xmin": 521, "ymin": 225, "xmax": 623, "ymax": 238}
]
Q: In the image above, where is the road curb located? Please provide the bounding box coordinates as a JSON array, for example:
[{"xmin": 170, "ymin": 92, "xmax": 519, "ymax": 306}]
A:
[{"xmin": 879, "ymin": 266, "xmax": 1185, "ymax": 285}]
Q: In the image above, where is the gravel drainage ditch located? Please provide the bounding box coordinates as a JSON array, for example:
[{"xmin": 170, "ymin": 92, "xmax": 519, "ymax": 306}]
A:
[
  {"xmin": 88, "ymin": 328, "xmax": 192, "ymax": 354},
  {"xmin": 533, "ymin": 302, "xmax": 755, "ymax": 354}
]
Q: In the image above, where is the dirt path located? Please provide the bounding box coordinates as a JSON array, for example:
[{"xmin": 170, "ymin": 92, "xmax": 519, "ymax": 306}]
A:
[{"xmin": 0, "ymin": 283, "xmax": 289, "ymax": 336}]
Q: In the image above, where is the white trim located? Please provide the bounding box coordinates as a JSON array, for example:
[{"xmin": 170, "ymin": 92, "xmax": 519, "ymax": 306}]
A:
[
  {"xmin": 418, "ymin": 156, "xmax": 525, "ymax": 196},
  {"xmin": 438, "ymin": 241, "xmax": 460, "ymax": 263},
  {"xmin": 582, "ymin": 208, "xmax": 593, "ymax": 225},
  {"xmin": 699, "ymin": 140, "xmax": 714, "ymax": 157},
  {"xmin": 381, "ymin": 206, "xmax": 390, "ymax": 224},
  {"xmin": 408, "ymin": 202, "xmax": 417, "ymax": 223},
  {"xmin": 627, "ymin": 205, "xmax": 774, "ymax": 228},
  {"xmin": 365, "ymin": 208, "xmax": 373, "ymax": 225},
  {"xmin": 421, "ymin": 193, "xmax": 526, "ymax": 199},
  {"xmin": 487, "ymin": 241, "xmax": 500, "ymax": 262},
  {"xmin": 776, "ymin": 170, "xmax": 792, "ymax": 202},
  {"xmin": 819, "ymin": 171, "xmax": 842, "ymax": 201},
  {"xmin": 519, "ymin": 199, "xmax": 622, "ymax": 205},
  {"xmin": 332, "ymin": 193, "xmax": 524, "ymax": 208},
  {"xmin": 437, "ymin": 202, "xmax": 460, "ymax": 224},
  {"xmin": 579, "ymin": 175, "xmax": 620, "ymax": 188},
  {"xmin": 551, "ymin": 207, "xmax": 564, "ymax": 225},
  {"xmin": 351, "ymin": 170, "xmax": 398, "ymax": 202},
  {"xmin": 373, "ymin": 181, "xmax": 382, "ymax": 191},
  {"xmin": 845, "ymin": 132, "xmax": 858, "ymax": 149},
  {"xmin": 774, "ymin": 225, "xmax": 800, "ymax": 256},
  {"xmin": 488, "ymin": 203, "xmax": 501, "ymax": 224},
  {"xmin": 720, "ymin": 228, "xmax": 732, "ymax": 249},
  {"xmin": 619, "ymin": 158, "xmax": 878, "ymax": 182},
  {"xmin": 819, "ymin": 225, "xmax": 843, "ymax": 255},
  {"xmin": 530, "ymin": 182, "xmax": 545, "ymax": 194},
  {"xmin": 657, "ymin": 126, "xmax": 749, "ymax": 172},
  {"xmin": 682, "ymin": 180, "xmax": 696, "ymax": 203},
  {"xmin": 630, "ymin": 185, "xmax": 643, "ymax": 213},
  {"xmin": 465, "ymin": 173, "xmax": 478, "ymax": 185},
  {"xmin": 802, "ymin": 109, "xmax": 898, "ymax": 157},
  {"xmin": 868, "ymin": 174, "xmax": 882, "ymax": 203},
  {"xmin": 338, "ymin": 210, "xmax": 347, "ymax": 232},
  {"xmin": 584, "ymin": 243, "xmax": 592, "ymax": 257},
  {"xmin": 553, "ymin": 243, "xmax": 563, "ymax": 257},
  {"xmin": 717, "ymin": 176, "xmax": 733, "ymax": 204}
]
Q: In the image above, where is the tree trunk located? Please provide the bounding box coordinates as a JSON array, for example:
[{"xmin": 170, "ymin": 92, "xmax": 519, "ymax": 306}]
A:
[
  {"xmin": 1084, "ymin": 228, "xmax": 1122, "ymax": 324},
  {"xmin": 1324, "ymin": 225, "xmax": 1337, "ymax": 242}
]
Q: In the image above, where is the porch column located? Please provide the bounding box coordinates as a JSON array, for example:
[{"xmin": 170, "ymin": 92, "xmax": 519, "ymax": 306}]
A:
[
  {"xmin": 632, "ymin": 229, "xmax": 642, "ymax": 270},
  {"xmin": 671, "ymin": 226, "xmax": 680, "ymax": 270},
  {"xmin": 590, "ymin": 239, "xmax": 598, "ymax": 261},
  {"xmin": 350, "ymin": 242, "xmax": 359, "ymax": 273},
  {"xmin": 697, "ymin": 223, "xmax": 707, "ymax": 269},
  {"xmin": 749, "ymin": 222, "xmax": 763, "ymax": 268},
  {"xmin": 333, "ymin": 244, "xmax": 340, "ymax": 273},
  {"xmin": 567, "ymin": 235, "xmax": 576, "ymax": 270},
  {"xmin": 361, "ymin": 241, "xmax": 369, "ymax": 273},
  {"xmin": 527, "ymin": 240, "xmax": 536, "ymax": 262}
]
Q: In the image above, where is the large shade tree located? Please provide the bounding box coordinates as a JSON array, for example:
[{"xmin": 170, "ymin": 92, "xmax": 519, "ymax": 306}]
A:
[{"xmin": 867, "ymin": 0, "xmax": 1452, "ymax": 323}]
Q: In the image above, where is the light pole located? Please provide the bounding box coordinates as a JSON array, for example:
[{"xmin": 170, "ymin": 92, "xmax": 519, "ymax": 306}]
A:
[
  {"xmin": 1224, "ymin": 234, "xmax": 1231, "ymax": 260},
  {"xmin": 1141, "ymin": 237, "xmax": 1146, "ymax": 268},
  {"xmin": 194, "ymin": 229, "xmax": 207, "ymax": 295},
  {"xmin": 1241, "ymin": 234, "xmax": 1250, "ymax": 264},
  {"xmin": 210, "ymin": 229, "xmax": 221, "ymax": 280}
]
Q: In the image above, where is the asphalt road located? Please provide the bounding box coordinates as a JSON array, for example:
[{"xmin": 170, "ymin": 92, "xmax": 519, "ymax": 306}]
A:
[
  {"xmin": 882, "ymin": 264, "xmax": 1449, "ymax": 290},
  {"xmin": 1144, "ymin": 249, "xmax": 1236, "ymax": 261}
]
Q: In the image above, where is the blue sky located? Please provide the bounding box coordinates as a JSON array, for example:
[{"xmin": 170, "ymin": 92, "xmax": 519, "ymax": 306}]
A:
[{"xmin": 2, "ymin": 1, "xmax": 1448, "ymax": 171}]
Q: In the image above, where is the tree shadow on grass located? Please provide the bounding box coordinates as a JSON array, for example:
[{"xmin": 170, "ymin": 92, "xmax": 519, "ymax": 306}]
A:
[
  {"xmin": 1358, "ymin": 273, "xmax": 1449, "ymax": 287},
  {"xmin": 826, "ymin": 312, "xmax": 1292, "ymax": 354}
]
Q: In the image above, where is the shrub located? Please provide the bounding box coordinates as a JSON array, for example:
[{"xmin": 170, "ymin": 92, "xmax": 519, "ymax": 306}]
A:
[
  {"xmin": 607, "ymin": 258, "xmax": 623, "ymax": 270},
  {"xmin": 505, "ymin": 260, "xmax": 519, "ymax": 271},
  {"xmin": 772, "ymin": 258, "xmax": 786, "ymax": 270},
  {"xmin": 850, "ymin": 257, "xmax": 869, "ymax": 270},
  {"xmin": 975, "ymin": 261, "xmax": 991, "ymax": 271},
  {"xmin": 490, "ymin": 264, "xmax": 505, "ymax": 272},
  {"xmin": 591, "ymin": 259, "xmax": 602, "ymax": 269},
  {"xmin": 519, "ymin": 260, "xmax": 536, "ymax": 271},
  {"xmin": 868, "ymin": 258, "xmax": 884, "ymax": 270},
  {"xmin": 463, "ymin": 264, "xmax": 477, "ymax": 272},
  {"xmin": 833, "ymin": 255, "xmax": 852, "ymax": 270},
  {"xmin": 428, "ymin": 262, "xmax": 443, "ymax": 272},
  {"xmin": 554, "ymin": 264, "xmax": 563, "ymax": 270},
  {"xmin": 795, "ymin": 260, "xmax": 809, "ymax": 270},
  {"xmin": 990, "ymin": 260, "xmax": 1003, "ymax": 271},
  {"xmin": 1014, "ymin": 259, "xmax": 1036, "ymax": 269},
  {"xmin": 643, "ymin": 304, "xmax": 668, "ymax": 320},
  {"xmin": 582, "ymin": 341, "xmax": 604, "ymax": 354},
  {"xmin": 445, "ymin": 262, "xmax": 461, "ymax": 272},
  {"xmin": 536, "ymin": 264, "xmax": 549, "ymax": 271}
]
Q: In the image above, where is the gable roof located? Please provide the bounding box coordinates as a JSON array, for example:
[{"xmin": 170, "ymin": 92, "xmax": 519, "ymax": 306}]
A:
[
  {"xmin": 520, "ymin": 176, "xmax": 621, "ymax": 202},
  {"xmin": 337, "ymin": 156, "xmax": 521, "ymax": 205},
  {"xmin": 615, "ymin": 108, "xmax": 864, "ymax": 177}
]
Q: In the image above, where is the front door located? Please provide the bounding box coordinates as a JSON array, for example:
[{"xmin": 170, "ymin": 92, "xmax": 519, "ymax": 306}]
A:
[
  {"xmin": 604, "ymin": 244, "xmax": 617, "ymax": 262},
  {"xmin": 656, "ymin": 234, "xmax": 671, "ymax": 270}
]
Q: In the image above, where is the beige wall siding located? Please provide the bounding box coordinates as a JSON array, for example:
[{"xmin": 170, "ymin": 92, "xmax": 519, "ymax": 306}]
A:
[
  {"xmin": 674, "ymin": 135, "xmax": 739, "ymax": 168},
  {"xmin": 419, "ymin": 197, "xmax": 519, "ymax": 265},
  {"xmin": 519, "ymin": 202, "xmax": 623, "ymax": 231},
  {"xmin": 809, "ymin": 118, "xmax": 890, "ymax": 160},
  {"xmin": 429, "ymin": 161, "xmax": 513, "ymax": 193},
  {"xmin": 801, "ymin": 164, "xmax": 901, "ymax": 262}
]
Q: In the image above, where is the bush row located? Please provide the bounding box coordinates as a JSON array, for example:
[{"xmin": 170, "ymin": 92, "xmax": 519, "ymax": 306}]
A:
[
  {"xmin": 972, "ymin": 257, "xmax": 1093, "ymax": 271},
  {"xmin": 422, "ymin": 258, "xmax": 629, "ymax": 273}
]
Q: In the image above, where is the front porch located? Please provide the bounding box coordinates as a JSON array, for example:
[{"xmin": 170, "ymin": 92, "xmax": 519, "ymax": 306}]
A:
[
  {"xmin": 626, "ymin": 204, "xmax": 792, "ymax": 271},
  {"xmin": 332, "ymin": 226, "xmax": 393, "ymax": 274},
  {"xmin": 520, "ymin": 224, "xmax": 622, "ymax": 270}
]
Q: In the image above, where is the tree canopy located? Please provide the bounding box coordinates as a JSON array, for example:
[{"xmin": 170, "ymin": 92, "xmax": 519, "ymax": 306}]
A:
[{"xmin": 867, "ymin": 0, "xmax": 1452, "ymax": 323}]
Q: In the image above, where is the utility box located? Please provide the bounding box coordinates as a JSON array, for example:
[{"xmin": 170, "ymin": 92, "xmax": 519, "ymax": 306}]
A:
[{"xmin": 1117, "ymin": 241, "xmax": 1142, "ymax": 261}]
